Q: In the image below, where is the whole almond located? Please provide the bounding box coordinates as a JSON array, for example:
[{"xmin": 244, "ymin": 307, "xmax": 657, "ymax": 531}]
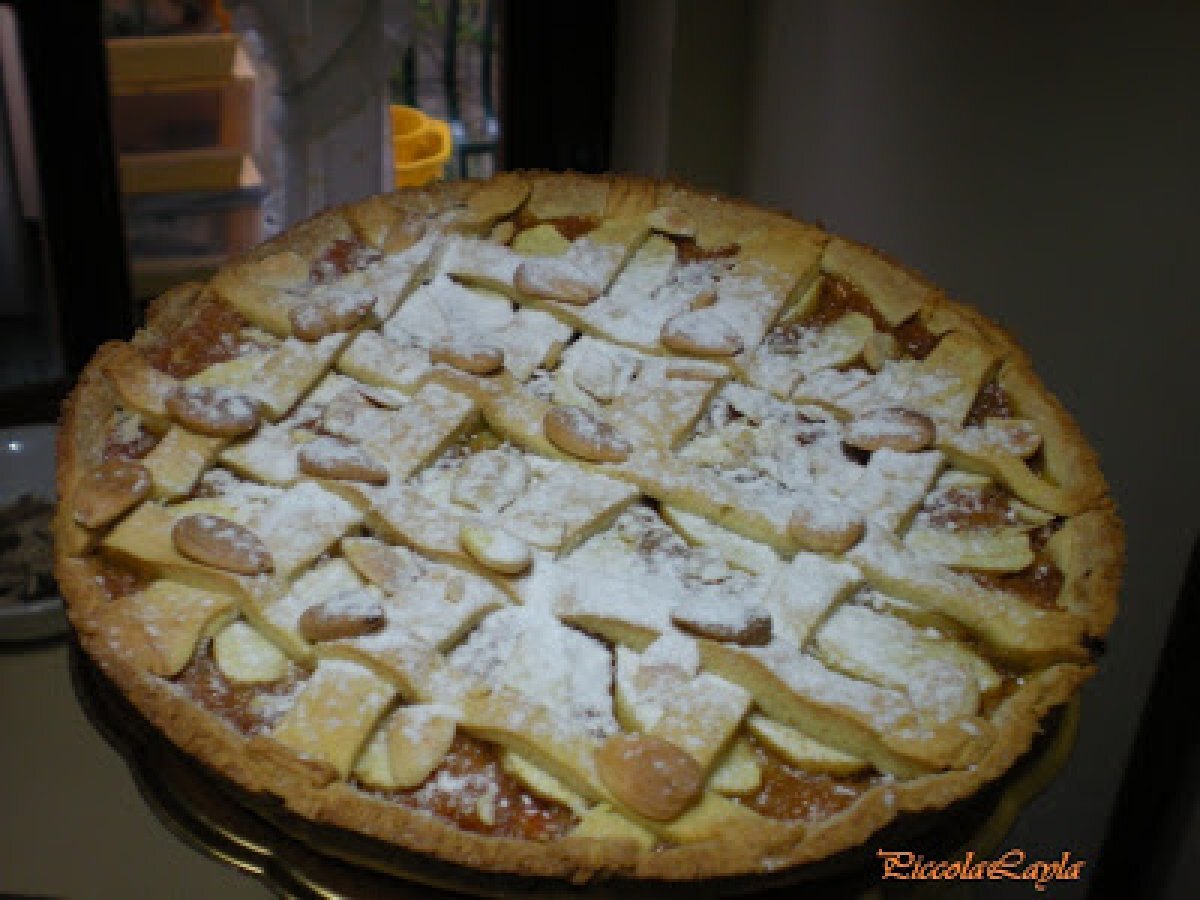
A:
[
  {"xmin": 661, "ymin": 310, "xmax": 743, "ymax": 357},
  {"xmin": 289, "ymin": 289, "xmax": 375, "ymax": 340},
  {"xmin": 297, "ymin": 436, "xmax": 389, "ymax": 484},
  {"xmin": 172, "ymin": 513, "xmax": 274, "ymax": 575},
  {"xmin": 297, "ymin": 589, "xmax": 386, "ymax": 642},
  {"xmin": 595, "ymin": 733, "xmax": 704, "ymax": 821},
  {"xmin": 514, "ymin": 259, "xmax": 599, "ymax": 306},
  {"xmin": 166, "ymin": 385, "xmax": 261, "ymax": 437},
  {"xmin": 430, "ymin": 338, "xmax": 505, "ymax": 375},
  {"xmin": 571, "ymin": 348, "xmax": 620, "ymax": 402},
  {"xmin": 451, "ymin": 448, "xmax": 530, "ymax": 514},
  {"xmin": 320, "ymin": 389, "xmax": 368, "ymax": 438},
  {"xmin": 788, "ymin": 500, "xmax": 865, "ymax": 553},
  {"xmin": 671, "ymin": 607, "xmax": 773, "ymax": 647},
  {"xmin": 342, "ymin": 539, "xmax": 410, "ymax": 594},
  {"xmin": 213, "ymin": 621, "xmax": 288, "ymax": 684},
  {"xmin": 843, "ymin": 407, "xmax": 936, "ymax": 453},
  {"xmin": 460, "ymin": 522, "xmax": 532, "ymax": 575},
  {"xmin": 73, "ymin": 460, "xmax": 152, "ymax": 529},
  {"xmin": 543, "ymin": 405, "xmax": 631, "ymax": 463},
  {"xmin": 354, "ymin": 383, "xmax": 407, "ymax": 409}
]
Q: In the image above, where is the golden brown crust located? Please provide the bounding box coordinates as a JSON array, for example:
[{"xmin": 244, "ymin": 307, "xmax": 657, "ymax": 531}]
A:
[
  {"xmin": 1045, "ymin": 504, "xmax": 1124, "ymax": 637},
  {"xmin": 54, "ymin": 173, "xmax": 1123, "ymax": 884}
]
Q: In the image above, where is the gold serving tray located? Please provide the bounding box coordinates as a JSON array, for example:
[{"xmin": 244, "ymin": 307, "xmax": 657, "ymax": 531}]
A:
[{"xmin": 69, "ymin": 639, "xmax": 1079, "ymax": 899}]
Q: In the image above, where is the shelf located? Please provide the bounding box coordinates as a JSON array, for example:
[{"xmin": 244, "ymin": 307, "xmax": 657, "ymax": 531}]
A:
[
  {"xmin": 119, "ymin": 149, "xmax": 261, "ymax": 196},
  {"xmin": 106, "ymin": 34, "xmax": 253, "ymax": 95}
]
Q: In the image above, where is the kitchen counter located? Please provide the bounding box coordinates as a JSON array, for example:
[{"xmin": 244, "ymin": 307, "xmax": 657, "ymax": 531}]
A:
[{"xmin": 0, "ymin": 637, "xmax": 269, "ymax": 899}]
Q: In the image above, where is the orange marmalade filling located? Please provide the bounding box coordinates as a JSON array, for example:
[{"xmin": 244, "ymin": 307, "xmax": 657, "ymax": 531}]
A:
[
  {"xmin": 170, "ymin": 628, "xmax": 877, "ymax": 838},
  {"xmin": 176, "ymin": 642, "xmax": 305, "ymax": 735},
  {"xmin": 739, "ymin": 737, "xmax": 874, "ymax": 823},
  {"xmin": 669, "ymin": 235, "xmax": 739, "ymax": 264},
  {"xmin": 772, "ymin": 274, "xmax": 940, "ymax": 360},
  {"xmin": 802, "ymin": 275, "xmax": 887, "ymax": 330},
  {"xmin": 920, "ymin": 484, "xmax": 1065, "ymax": 610},
  {"xmin": 376, "ymin": 735, "xmax": 577, "ymax": 841},
  {"xmin": 965, "ymin": 378, "xmax": 1014, "ymax": 425},
  {"xmin": 511, "ymin": 212, "xmax": 598, "ymax": 241},
  {"xmin": 549, "ymin": 216, "xmax": 599, "ymax": 241},
  {"xmin": 311, "ymin": 239, "xmax": 382, "ymax": 281},
  {"xmin": 377, "ymin": 733, "xmax": 874, "ymax": 838},
  {"xmin": 94, "ymin": 558, "xmax": 149, "ymax": 601},
  {"xmin": 921, "ymin": 484, "xmax": 1014, "ymax": 531},
  {"xmin": 171, "ymin": 643, "xmax": 575, "ymax": 839},
  {"xmin": 143, "ymin": 301, "xmax": 255, "ymax": 379},
  {"xmin": 892, "ymin": 316, "xmax": 941, "ymax": 360},
  {"xmin": 975, "ymin": 559, "xmax": 1064, "ymax": 610}
]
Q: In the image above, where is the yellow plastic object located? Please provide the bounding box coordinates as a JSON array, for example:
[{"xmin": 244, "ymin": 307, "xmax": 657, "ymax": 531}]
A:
[{"xmin": 390, "ymin": 105, "xmax": 453, "ymax": 187}]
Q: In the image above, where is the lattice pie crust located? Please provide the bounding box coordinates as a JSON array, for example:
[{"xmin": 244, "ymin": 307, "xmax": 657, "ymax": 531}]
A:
[{"xmin": 55, "ymin": 174, "xmax": 1122, "ymax": 882}]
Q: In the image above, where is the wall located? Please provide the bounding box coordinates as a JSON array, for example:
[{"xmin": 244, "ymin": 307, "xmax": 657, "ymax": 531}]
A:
[
  {"xmin": 613, "ymin": 0, "xmax": 753, "ymax": 189},
  {"xmin": 614, "ymin": 2, "xmax": 1200, "ymax": 895}
]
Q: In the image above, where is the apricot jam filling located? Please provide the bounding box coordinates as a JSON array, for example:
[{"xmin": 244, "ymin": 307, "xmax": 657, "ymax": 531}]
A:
[
  {"xmin": 172, "ymin": 632, "xmax": 879, "ymax": 839},
  {"xmin": 921, "ymin": 484, "xmax": 1016, "ymax": 532},
  {"xmin": 143, "ymin": 301, "xmax": 257, "ymax": 379},
  {"xmin": 770, "ymin": 274, "xmax": 940, "ymax": 361},
  {"xmin": 144, "ymin": 240, "xmax": 381, "ymax": 381},
  {"xmin": 172, "ymin": 644, "xmax": 577, "ymax": 840},
  {"xmin": 311, "ymin": 239, "xmax": 383, "ymax": 281},
  {"xmin": 918, "ymin": 483, "xmax": 1066, "ymax": 611},
  {"xmin": 965, "ymin": 378, "xmax": 1014, "ymax": 425},
  {"xmin": 370, "ymin": 734, "xmax": 578, "ymax": 841},
  {"xmin": 668, "ymin": 235, "xmax": 739, "ymax": 264},
  {"xmin": 176, "ymin": 642, "xmax": 306, "ymax": 735},
  {"xmin": 93, "ymin": 558, "xmax": 150, "ymax": 602},
  {"xmin": 974, "ymin": 555, "xmax": 1065, "ymax": 611},
  {"xmin": 736, "ymin": 737, "xmax": 875, "ymax": 824}
]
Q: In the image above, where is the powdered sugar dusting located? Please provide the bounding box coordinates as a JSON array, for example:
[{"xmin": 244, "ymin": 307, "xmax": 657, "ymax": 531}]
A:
[
  {"xmin": 447, "ymin": 606, "xmax": 617, "ymax": 740},
  {"xmin": 90, "ymin": 179, "xmax": 1038, "ymax": 820}
]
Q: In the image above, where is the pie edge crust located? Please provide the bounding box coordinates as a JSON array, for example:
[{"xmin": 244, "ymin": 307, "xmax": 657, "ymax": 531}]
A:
[{"xmin": 52, "ymin": 173, "xmax": 1125, "ymax": 882}]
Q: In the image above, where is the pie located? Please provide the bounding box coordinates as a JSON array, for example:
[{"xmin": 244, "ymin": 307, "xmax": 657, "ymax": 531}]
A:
[{"xmin": 54, "ymin": 173, "xmax": 1123, "ymax": 883}]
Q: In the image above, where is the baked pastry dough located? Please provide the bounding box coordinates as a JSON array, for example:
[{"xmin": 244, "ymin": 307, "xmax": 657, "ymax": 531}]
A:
[{"xmin": 55, "ymin": 173, "xmax": 1122, "ymax": 882}]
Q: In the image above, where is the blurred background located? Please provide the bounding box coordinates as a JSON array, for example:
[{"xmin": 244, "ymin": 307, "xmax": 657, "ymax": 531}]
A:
[{"xmin": 0, "ymin": 1, "xmax": 1196, "ymax": 897}]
